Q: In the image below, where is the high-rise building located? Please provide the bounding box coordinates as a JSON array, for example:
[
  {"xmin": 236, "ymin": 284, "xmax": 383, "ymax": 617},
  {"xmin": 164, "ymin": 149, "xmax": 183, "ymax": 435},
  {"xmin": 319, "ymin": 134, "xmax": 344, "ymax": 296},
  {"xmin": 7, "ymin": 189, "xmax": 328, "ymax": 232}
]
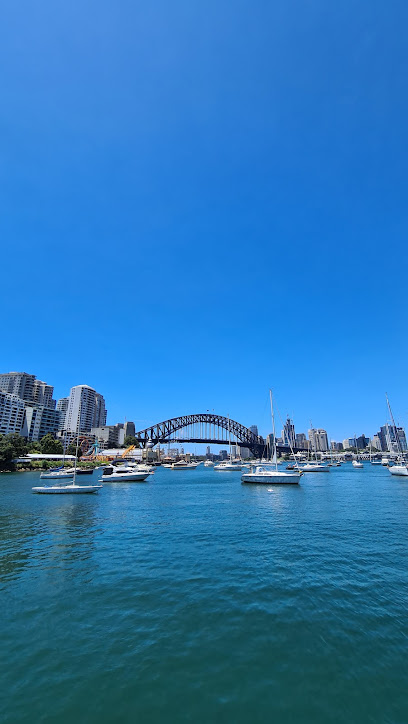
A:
[
  {"xmin": 124, "ymin": 421, "xmax": 135, "ymax": 439},
  {"xmin": 295, "ymin": 433, "xmax": 307, "ymax": 449},
  {"xmin": 331, "ymin": 441, "xmax": 343, "ymax": 451},
  {"xmin": 308, "ymin": 428, "xmax": 329, "ymax": 452},
  {"xmin": 371, "ymin": 435, "xmax": 382, "ymax": 451},
  {"xmin": 282, "ymin": 417, "xmax": 295, "ymax": 448},
  {"xmin": 377, "ymin": 424, "xmax": 408, "ymax": 453},
  {"xmin": 64, "ymin": 385, "xmax": 107, "ymax": 435},
  {"xmin": 249, "ymin": 425, "xmax": 259, "ymax": 437},
  {"xmin": 0, "ymin": 391, "xmax": 27, "ymax": 436},
  {"xmin": 0, "ymin": 371, "xmax": 55, "ymax": 409},
  {"xmin": 24, "ymin": 406, "xmax": 62, "ymax": 441}
]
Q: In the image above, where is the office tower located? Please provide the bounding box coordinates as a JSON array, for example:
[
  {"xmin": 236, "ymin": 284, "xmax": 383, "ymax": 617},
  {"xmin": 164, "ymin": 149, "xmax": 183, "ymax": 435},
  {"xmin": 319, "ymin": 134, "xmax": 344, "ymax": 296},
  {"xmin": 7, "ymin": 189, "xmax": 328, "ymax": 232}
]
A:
[
  {"xmin": 295, "ymin": 433, "xmax": 307, "ymax": 448},
  {"xmin": 249, "ymin": 425, "xmax": 259, "ymax": 437},
  {"xmin": 308, "ymin": 428, "xmax": 329, "ymax": 452},
  {"xmin": 124, "ymin": 421, "xmax": 135, "ymax": 438},
  {"xmin": 282, "ymin": 417, "xmax": 295, "ymax": 447}
]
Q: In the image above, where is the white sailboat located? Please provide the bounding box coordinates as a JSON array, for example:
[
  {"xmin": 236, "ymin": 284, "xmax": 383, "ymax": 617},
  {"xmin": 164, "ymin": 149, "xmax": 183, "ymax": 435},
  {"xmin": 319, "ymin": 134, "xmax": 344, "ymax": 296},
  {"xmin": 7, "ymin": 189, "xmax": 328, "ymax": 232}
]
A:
[
  {"xmin": 385, "ymin": 394, "xmax": 408, "ymax": 477},
  {"xmin": 33, "ymin": 415, "xmax": 102, "ymax": 494},
  {"xmin": 242, "ymin": 391, "xmax": 301, "ymax": 484},
  {"xmin": 214, "ymin": 415, "xmax": 242, "ymax": 471}
]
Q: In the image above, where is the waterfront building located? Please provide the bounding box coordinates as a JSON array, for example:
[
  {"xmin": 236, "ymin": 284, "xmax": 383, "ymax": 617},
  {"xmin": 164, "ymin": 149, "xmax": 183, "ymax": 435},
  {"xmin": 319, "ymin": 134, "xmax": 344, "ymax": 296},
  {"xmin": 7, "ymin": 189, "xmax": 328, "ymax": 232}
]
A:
[
  {"xmin": 308, "ymin": 428, "xmax": 329, "ymax": 452},
  {"xmin": 65, "ymin": 385, "xmax": 107, "ymax": 435},
  {"xmin": 0, "ymin": 391, "xmax": 27, "ymax": 436},
  {"xmin": 282, "ymin": 417, "xmax": 295, "ymax": 448},
  {"xmin": 331, "ymin": 441, "xmax": 343, "ymax": 451}
]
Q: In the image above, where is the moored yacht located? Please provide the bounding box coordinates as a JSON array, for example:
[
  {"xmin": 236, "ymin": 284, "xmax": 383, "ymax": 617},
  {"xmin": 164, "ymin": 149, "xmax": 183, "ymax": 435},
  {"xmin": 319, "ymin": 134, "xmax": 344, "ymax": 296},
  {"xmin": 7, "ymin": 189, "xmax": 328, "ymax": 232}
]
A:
[
  {"xmin": 101, "ymin": 465, "xmax": 149, "ymax": 481},
  {"xmin": 299, "ymin": 462, "xmax": 330, "ymax": 472}
]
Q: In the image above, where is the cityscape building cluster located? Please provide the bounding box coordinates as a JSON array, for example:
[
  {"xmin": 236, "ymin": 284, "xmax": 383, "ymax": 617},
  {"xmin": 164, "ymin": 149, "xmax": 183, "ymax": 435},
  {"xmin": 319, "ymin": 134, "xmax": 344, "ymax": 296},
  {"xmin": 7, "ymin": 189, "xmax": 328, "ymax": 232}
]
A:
[{"xmin": 0, "ymin": 371, "xmax": 407, "ymax": 455}]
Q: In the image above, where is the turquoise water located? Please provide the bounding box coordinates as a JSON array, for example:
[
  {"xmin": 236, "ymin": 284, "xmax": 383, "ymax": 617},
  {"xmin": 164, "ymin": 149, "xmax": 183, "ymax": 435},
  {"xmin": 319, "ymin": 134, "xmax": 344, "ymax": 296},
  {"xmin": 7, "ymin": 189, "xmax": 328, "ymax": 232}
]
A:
[{"xmin": 1, "ymin": 464, "xmax": 407, "ymax": 723}]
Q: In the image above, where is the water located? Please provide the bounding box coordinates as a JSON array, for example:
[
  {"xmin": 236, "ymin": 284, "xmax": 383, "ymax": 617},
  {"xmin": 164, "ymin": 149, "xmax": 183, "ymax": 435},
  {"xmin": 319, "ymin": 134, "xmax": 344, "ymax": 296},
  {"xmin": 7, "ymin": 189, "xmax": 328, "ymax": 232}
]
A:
[{"xmin": 1, "ymin": 464, "xmax": 407, "ymax": 723}]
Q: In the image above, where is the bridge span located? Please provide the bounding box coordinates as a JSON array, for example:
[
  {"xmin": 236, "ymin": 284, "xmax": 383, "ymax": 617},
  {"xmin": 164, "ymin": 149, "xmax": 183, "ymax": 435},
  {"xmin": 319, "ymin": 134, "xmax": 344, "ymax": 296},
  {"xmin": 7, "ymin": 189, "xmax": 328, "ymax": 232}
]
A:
[{"xmin": 133, "ymin": 413, "xmax": 307, "ymax": 457}]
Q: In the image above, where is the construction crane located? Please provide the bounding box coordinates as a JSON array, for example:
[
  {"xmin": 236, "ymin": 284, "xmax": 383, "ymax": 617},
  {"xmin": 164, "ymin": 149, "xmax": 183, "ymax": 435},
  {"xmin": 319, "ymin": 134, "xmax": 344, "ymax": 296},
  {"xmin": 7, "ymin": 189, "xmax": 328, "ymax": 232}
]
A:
[{"xmin": 121, "ymin": 444, "xmax": 135, "ymax": 458}]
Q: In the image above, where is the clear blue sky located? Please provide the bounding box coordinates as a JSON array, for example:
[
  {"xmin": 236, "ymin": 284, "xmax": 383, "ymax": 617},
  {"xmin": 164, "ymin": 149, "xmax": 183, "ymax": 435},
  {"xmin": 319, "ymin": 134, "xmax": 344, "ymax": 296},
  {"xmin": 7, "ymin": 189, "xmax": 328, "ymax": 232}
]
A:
[{"xmin": 1, "ymin": 0, "xmax": 407, "ymax": 441}]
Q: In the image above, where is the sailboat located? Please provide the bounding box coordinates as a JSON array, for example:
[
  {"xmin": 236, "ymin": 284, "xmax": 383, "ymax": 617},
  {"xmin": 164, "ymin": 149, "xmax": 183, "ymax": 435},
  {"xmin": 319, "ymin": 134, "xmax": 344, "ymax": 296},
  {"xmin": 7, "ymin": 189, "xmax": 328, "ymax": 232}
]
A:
[
  {"xmin": 33, "ymin": 416, "xmax": 102, "ymax": 494},
  {"xmin": 241, "ymin": 391, "xmax": 301, "ymax": 484},
  {"xmin": 385, "ymin": 394, "xmax": 408, "ymax": 477},
  {"xmin": 214, "ymin": 415, "xmax": 242, "ymax": 471},
  {"xmin": 352, "ymin": 435, "xmax": 363, "ymax": 468}
]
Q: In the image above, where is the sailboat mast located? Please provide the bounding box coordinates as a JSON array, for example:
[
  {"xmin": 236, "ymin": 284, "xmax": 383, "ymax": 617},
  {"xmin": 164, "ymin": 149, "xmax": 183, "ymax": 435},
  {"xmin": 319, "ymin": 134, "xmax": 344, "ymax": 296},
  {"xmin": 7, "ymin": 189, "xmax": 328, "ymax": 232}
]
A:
[
  {"xmin": 228, "ymin": 414, "xmax": 231, "ymax": 461},
  {"xmin": 386, "ymin": 393, "xmax": 402, "ymax": 456},
  {"xmin": 270, "ymin": 389, "xmax": 278, "ymax": 471}
]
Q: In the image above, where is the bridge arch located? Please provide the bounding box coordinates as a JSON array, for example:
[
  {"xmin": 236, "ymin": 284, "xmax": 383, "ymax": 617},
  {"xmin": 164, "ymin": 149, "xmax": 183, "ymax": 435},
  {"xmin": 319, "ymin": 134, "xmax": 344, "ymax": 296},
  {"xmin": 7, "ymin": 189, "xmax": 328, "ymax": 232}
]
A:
[{"xmin": 133, "ymin": 413, "xmax": 266, "ymax": 457}]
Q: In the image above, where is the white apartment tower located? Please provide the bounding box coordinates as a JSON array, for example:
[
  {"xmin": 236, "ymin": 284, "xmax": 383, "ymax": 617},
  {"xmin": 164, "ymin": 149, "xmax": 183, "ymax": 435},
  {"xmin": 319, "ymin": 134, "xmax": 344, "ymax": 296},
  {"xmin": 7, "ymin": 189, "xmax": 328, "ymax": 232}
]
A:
[
  {"xmin": 65, "ymin": 385, "xmax": 107, "ymax": 434},
  {"xmin": 308, "ymin": 428, "xmax": 329, "ymax": 452}
]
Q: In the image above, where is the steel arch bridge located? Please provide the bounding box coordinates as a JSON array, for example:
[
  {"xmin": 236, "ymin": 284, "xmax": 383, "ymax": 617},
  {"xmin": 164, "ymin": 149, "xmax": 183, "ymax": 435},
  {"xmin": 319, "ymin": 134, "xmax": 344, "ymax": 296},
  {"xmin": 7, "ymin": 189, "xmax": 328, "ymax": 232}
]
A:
[{"xmin": 134, "ymin": 413, "xmax": 266, "ymax": 457}]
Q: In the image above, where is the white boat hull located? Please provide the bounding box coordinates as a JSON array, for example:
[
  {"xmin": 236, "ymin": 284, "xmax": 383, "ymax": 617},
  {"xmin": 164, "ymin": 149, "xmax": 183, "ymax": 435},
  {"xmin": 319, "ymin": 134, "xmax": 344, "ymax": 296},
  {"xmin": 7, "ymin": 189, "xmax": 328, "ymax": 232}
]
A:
[
  {"xmin": 32, "ymin": 485, "xmax": 102, "ymax": 494},
  {"xmin": 40, "ymin": 471, "xmax": 74, "ymax": 479},
  {"xmin": 214, "ymin": 465, "xmax": 242, "ymax": 471},
  {"xmin": 242, "ymin": 472, "xmax": 300, "ymax": 484},
  {"xmin": 299, "ymin": 465, "xmax": 330, "ymax": 472},
  {"xmin": 389, "ymin": 465, "xmax": 408, "ymax": 476},
  {"xmin": 101, "ymin": 472, "xmax": 149, "ymax": 481}
]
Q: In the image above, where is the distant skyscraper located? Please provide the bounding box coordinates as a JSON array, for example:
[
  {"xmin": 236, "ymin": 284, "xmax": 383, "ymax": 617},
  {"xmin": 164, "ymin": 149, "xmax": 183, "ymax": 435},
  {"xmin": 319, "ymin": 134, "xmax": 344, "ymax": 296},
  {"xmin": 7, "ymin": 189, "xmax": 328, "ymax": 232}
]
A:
[
  {"xmin": 282, "ymin": 417, "xmax": 295, "ymax": 447},
  {"xmin": 249, "ymin": 425, "xmax": 258, "ymax": 437},
  {"xmin": 64, "ymin": 385, "xmax": 107, "ymax": 435},
  {"xmin": 308, "ymin": 428, "xmax": 329, "ymax": 452},
  {"xmin": 124, "ymin": 421, "xmax": 135, "ymax": 438},
  {"xmin": 295, "ymin": 433, "xmax": 307, "ymax": 449},
  {"xmin": 378, "ymin": 423, "xmax": 408, "ymax": 453},
  {"xmin": 206, "ymin": 445, "xmax": 211, "ymax": 456}
]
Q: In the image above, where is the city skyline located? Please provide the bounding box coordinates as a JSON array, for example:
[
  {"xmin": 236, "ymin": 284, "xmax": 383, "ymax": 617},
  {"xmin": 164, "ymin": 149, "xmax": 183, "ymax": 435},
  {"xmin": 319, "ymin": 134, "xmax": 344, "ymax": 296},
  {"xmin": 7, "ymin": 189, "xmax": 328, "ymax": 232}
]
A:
[{"xmin": 0, "ymin": 369, "xmax": 406, "ymax": 450}]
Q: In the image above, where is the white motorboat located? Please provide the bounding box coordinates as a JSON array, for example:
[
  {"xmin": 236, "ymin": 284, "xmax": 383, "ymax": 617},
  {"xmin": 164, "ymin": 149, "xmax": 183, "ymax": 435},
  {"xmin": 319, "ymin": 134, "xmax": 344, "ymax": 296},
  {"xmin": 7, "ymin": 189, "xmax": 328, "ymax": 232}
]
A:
[
  {"xmin": 242, "ymin": 465, "xmax": 301, "ymax": 485},
  {"xmin": 381, "ymin": 457, "xmax": 391, "ymax": 466},
  {"xmin": 299, "ymin": 463, "xmax": 330, "ymax": 472},
  {"xmin": 214, "ymin": 461, "xmax": 242, "ymax": 471},
  {"xmin": 101, "ymin": 465, "xmax": 149, "ymax": 481},
  {"xmin": 204, "ymin": 460, "xmax": 214, "ymax": 467},
  {"xmin": 352, "ymin": 460, "xmax": 363, "ymax": 468},
  {"xmin": 169, "ymin": 461, "xmax": 197, "ymax": 470},
  {"xmin": 371, "ymin": 460, "xmax": 382, "ymax": 465}
]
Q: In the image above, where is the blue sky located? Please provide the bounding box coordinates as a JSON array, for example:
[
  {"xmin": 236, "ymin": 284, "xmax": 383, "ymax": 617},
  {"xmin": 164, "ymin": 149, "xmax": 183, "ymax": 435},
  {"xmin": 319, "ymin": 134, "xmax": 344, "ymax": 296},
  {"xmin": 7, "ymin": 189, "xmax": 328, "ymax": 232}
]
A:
[{"xmin": 1, "ymin": 0, "xmax": 408, "ymax": 441}]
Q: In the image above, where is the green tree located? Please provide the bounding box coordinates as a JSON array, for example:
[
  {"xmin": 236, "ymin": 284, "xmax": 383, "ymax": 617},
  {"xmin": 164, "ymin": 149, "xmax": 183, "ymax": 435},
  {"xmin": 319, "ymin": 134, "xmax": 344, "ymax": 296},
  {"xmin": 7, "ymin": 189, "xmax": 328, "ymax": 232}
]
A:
[
  {"xmin": 40, "ymin": 434, "xmax": 64, "ymax": 455},
  {"xmin": 124, "ymin": 436, "xmax": 140, "ymax": 448},
  {"xmin": 0, "ymin": 436, "xmax": 15, "ymax": 470},
  {"xmin": 6, "ymin": 433, "xmax": 28, "ymax": 457}
]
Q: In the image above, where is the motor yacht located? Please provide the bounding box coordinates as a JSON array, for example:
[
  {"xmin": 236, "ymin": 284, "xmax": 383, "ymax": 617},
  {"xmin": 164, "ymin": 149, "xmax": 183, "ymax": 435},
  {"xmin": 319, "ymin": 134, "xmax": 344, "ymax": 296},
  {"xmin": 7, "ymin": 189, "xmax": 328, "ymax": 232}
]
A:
[
  {"xmin": 169, "ymin": 461, "xmax": 197, "ymax": 470},
  {"xmin": 213, "ymin": 461, "xmax": 242, "ymax": 471},
  {"xmin": 101, "ymin": 465, "xmax": 149, "ymax": 481},
  {"xmin": 204, "ymin": 460, "xmax": 214, "ymax": 467},
  {"xmin": 352, "ymin": 460, "xmax": 363, "ymax": 468}
]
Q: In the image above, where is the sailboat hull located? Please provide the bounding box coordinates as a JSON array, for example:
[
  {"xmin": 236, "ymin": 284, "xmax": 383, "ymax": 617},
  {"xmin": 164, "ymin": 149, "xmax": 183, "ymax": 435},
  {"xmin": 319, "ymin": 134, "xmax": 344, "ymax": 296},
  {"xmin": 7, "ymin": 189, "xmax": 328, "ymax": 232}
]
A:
[
  {"xmin": 32, "ymin": 485, "xmax": 102, "ymax": 494},
  {"xmin": 242, "ymin": 470, "xmax": 301, "ymax": 484}
]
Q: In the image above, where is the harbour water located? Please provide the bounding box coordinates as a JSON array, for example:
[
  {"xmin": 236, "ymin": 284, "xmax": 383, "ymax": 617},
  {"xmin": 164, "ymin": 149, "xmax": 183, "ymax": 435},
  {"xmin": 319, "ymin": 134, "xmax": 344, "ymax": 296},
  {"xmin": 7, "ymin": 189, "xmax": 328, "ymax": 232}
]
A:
[{"xmin": 1, "ymin": 464, "xmax": 407, "ymax": 723}]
